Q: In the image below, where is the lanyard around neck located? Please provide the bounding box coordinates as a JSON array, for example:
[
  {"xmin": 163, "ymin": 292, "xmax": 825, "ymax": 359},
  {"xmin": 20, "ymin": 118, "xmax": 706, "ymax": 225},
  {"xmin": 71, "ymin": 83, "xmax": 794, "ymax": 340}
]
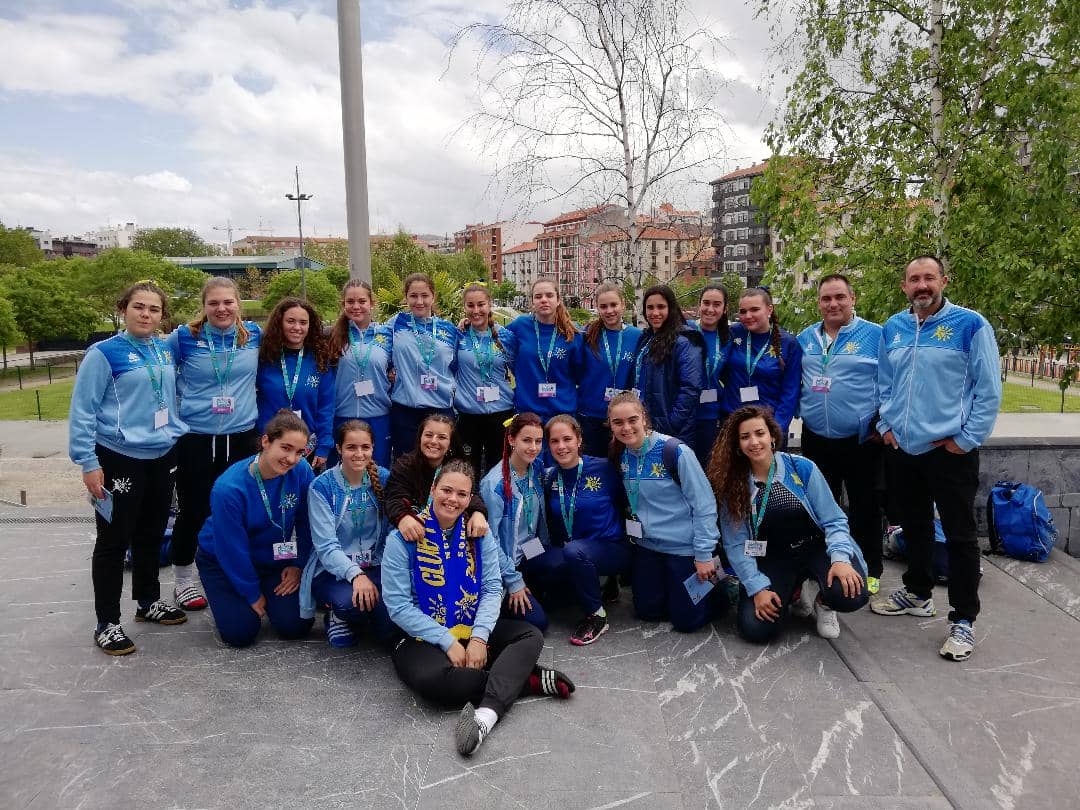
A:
[
  {"xmin": 122, "ymin": 333, "xmax": 165, "ymax": 408},
  {"xmin": 555, "ymin": 460, "xmax": 583, "ymax": 538},
  {"xmin": 468, "ymin": 327, "xmax": 497, "ymax": 384},
  {"xmin": 410, "ymin": 314, "xmax": 438, "ymax": 370},
  {"xmin": 348, "ymin": 323, "xmax": 375, "ymax": 379},
  {"xmin": 533, "ymin": 317, "xmax": 558, "ymax": 380},
  {"xmin": 622, "ymin": 433, "xmax": 655, "ymax": 518},
  {"xmin": 280, "ymin": 348, "xmax": 304, "ymax": 407},
  {"xmin": 252, "ymin": 455, "xmax": 287, "ymax": 541},
  {"xmin": 601, "ymin": 328, "xmax": 624, "ymax": 384},
  {"xmin": 750, "ymin": 458, "xmax": 778, "ymax": 539},
  {"xmin": 205, "ymin": 327, "xmax": 238, "ymax": 392},
  {"xmin": 745, "ymin": 333, "xmax": 771, "ymax": 378}
]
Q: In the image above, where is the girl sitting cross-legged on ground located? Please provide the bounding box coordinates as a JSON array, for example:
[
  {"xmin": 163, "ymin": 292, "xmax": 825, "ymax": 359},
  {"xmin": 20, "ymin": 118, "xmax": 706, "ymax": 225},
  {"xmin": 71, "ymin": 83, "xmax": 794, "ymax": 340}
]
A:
[
  {"xmin": 382, "ymin": 460, "xmax": 575, "ymax": 757},
  {"xmin": 300, "ymin": 419, "xmax": 398, "ymax": 649},
  {"xmin": 707, "ymin": 405, "xmax": 869, "ymax": 643}
]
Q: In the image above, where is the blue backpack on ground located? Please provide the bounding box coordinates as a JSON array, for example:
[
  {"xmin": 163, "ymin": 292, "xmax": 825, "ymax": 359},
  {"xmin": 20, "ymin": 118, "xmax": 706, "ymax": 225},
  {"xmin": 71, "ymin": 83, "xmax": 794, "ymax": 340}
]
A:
[
  {"xmin": 882, "ymin": 522, "xmax": 949, "ymax": 583},
  {"xmin": 986, "ymin": 481, "xmax": 1057, "ymax": 562}
]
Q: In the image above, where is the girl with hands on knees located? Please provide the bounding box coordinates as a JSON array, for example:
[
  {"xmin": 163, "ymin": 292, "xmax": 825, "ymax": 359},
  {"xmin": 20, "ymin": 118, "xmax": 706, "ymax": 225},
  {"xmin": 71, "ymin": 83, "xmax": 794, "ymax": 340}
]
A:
[
  {"xmin": 707, "ymin": 406, "xmax": 868, "ymax": 643},
  {"xmin": 195, "ymin": 410, "xmax": 317, "ymax": 647},
  {"xmin": 479, "ymin": 413, "xmax": 550, "ymax": 631},
  {"xmin": 384, "ymin": 413, "xmax": 489, "ymax": 542},
  {"xmin": 382, "ymin": 461, "xmax": 575, "ymax": 757},
  {"xmin": 69, "ymin": 281, "xmax": 189, "ymax": 655},
  {"xmin": 301, "ymin": 420, "xmax": 398, "ymax": 648}
]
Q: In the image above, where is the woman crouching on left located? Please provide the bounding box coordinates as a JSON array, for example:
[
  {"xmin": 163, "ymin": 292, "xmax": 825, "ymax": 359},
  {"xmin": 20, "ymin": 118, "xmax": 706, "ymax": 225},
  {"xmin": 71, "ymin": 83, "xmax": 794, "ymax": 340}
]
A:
[{"xmin": 382, "ymin": 460, "xmax": 575, "ymax": 757}]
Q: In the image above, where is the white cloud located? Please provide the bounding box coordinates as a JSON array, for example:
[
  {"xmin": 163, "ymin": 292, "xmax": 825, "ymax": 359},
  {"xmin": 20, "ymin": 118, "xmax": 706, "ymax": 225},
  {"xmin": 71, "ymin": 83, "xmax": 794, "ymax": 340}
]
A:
[{"xmin": 133, "ymin": 170, "xmax": 193, "ymax": 192}]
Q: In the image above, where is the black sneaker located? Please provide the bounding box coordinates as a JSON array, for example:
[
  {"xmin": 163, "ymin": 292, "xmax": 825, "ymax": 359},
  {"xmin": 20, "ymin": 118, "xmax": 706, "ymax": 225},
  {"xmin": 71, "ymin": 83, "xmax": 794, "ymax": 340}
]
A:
[
  {"xmin": 135, "ymin": 600, "xmax": 188, "ymax": 625},
  {"xmin": 570, "ymin": 613, "xmax": 609, "ymax": 646},
  {"xmin": 454, "ymin": 702, "xmax": 488, "ymax": 756},
  {"xmin": 94, "ymin": 623, "xmax": 136, "ymax": 656},
  {"xmin": 601, "ymin": 576, "xmax": 621, "ymax": 604}
]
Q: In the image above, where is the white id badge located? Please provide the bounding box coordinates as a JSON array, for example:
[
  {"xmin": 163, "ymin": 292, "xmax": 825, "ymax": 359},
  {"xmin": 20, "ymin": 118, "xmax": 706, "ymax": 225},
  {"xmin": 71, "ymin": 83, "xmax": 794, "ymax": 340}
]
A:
[
  {"xmin": 211, "ymin": 395, "xmax": 234, "ymax": 415},
  {"xmin": 538, "ymin": 382, "xmax": 557, "ymax": 398},
  {"xmin": 699, "ymin": 388, "xmax": 718, "ymax": 403},
  {"xmin": 744, "ymin": 538, "xmax": 767, "ymax": 557},
  {"xmin": 520, "ymin": 536, "xmax": 545, "ymax": 560},
  {"xmin": 476, "ymin": 385, "xmax": 500, "ymax": 403},
  {"xmin": 811, "ymin": 375, "xmax": 832, "ymax": 393},
  {"xmin": 739, "ymin": 385, "xmax": 760, "ymax": 403},
  {"xmin": 273, "ymin": 540, "xmax": 298, "ymax": 561},
  {"xmin": 420, "ymin": 374, "xmax": 437, "ymax": 391},
  {"xmin": 625, "ymin": 519, "xmax": 643, "ymax": 539},
  {"xmin": 354, "ymin": 379, "xmax": 375, "ymax": 397},
  {"xmin": 604, "ymin": 386, "xmax": 618, "ymax": 402},
  {"xmin": 154, "ymin": 408, "xmax": 169, "ymax": 430}
]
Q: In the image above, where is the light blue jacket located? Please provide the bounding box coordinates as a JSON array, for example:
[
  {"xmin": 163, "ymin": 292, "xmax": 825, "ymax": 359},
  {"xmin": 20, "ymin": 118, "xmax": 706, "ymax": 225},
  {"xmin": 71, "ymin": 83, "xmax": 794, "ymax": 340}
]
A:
[
  {"xmin": 166, "ymin": 322, "xmax": 260, "ymax": 435},
  {"xmin": 299, "ymin": 464, "xmax": 391, "ymax": 619},
  {"xmin": 454, "ymin": 326, "xmax": 518, "ymax": 414},
  {"xmin": 877, "ymin": 300, "xmax": 1001, "ymax": 454},
  {"xmin": 720, "ymin": 452, "xmax": 865, "ymax": 597},
  {"xmin": 381, "ymin": 528, "xmax": 503, "ymax": 651},
  {"xmin": 797, "ymin": 316, "xmax": 882, "ymax": 440},
  {"xmin": 479, "ymin": 459, "xmax": 549, "ymax": 592},
  {"xmin": 69, "ymin": 333, "xmax": 187, "ymax": 472},
  {"xmin": 619, "ymin": 432, "xmax": 718, "ymax": 561},
  {"xmin": 333, "ymin": 322, "xmax": 393, "ymax": 420},
  {"xmin": 388, "ymin": 313, "xmax": 459, "ymax": 410}
]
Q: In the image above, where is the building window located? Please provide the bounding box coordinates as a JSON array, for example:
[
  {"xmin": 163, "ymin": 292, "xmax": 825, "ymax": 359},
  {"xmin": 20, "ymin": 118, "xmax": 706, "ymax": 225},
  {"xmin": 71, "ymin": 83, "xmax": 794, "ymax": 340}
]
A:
[{"xmin": 737, "ymin": 228, "xmax": 748, "ymax": 240}]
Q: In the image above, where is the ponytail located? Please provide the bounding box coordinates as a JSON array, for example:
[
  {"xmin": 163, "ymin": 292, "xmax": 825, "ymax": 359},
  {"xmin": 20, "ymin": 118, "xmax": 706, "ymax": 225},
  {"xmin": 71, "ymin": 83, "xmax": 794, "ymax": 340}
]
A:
[
  {"xmin": 328, "ymin": 280, "xmax": 375, "ymax": 361},
  {"xmin": 501, "ymin": 412, "xmax": 544, "ymax": 504},
  {"xmin": 585, "ymin": 282, "xmax": 624, "ymax": 356},
  {"xmin": 553, "ymin": 301, "xmax": 576, "ymax": 343},
  {"xmin": 769, "ymin": 312, "xmax": 785, "ymax": 371},
  {"xmin": 463, "ymin": 282, "xmax": 505, "ymax": 355}
]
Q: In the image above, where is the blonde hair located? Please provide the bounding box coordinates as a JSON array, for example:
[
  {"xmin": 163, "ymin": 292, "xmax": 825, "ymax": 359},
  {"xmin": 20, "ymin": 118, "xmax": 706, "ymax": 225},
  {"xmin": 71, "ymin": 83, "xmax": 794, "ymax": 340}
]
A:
[
  {"xmin": 531, "ymin": 278, "xmax": 576, "ymax": 342},
  {"xmin": 187, "ymin": 276, "xmax": 249, "ymax": 346}
]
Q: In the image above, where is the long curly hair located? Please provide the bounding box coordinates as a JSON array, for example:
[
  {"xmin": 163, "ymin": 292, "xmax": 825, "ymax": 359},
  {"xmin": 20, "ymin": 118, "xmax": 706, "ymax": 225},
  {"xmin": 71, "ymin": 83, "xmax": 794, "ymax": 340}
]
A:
[
  {"xmin": 259, "ymin": 296, "xmax": 333, "ymax": 373},
  {"xmin": 640, "ymin": 284, "xmax": 686, "ymax": 364},
  {"xmin": 705, "ymin": 405, "xmax": 782, "ymax": 523},
  {"xmin": 334, "ymin": 419, "xmax": 385, "ymax": 507}
]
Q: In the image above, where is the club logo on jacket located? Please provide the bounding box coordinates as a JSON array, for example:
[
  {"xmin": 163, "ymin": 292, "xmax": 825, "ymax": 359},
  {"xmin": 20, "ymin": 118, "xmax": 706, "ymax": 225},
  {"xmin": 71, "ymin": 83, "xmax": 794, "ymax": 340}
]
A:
[
  {"xmin": 374, "ymin": 334, "xmax": 388, "ymax": 345},
  {"xmin": 307, "ymin": 375, "xmax": 320, "ymax": 389},
  {"xmin": 128, "ymin": 352, "xmax": 140, "ymax": 364},
  {"xmin": 733, "ymin": 337, "xmax": 743, "ymax": 346},
  {"xmin": 933, "ymin": 325, "xmax": 953, "ymax": 342},
  {"xmin": 553, "ymin": 347, "xmax": 568, "ymax": 360},
  {"xmin": 112, "ymin": 477, "xmax": 132, "ymax": 494},
  {"xmin": 281, "ymin": 492, "xmax": 298, "ymax": 510},
  {"xmin": 843, "ymin": 341, "xmax": 859, "ymax": 354},
  {"xmin": 650, "ymin": 462, "xmax": 666, "ymax": 478},
  {"xmin": 584, "ymin": 476, "xmax": 602, "ymax": 491}
]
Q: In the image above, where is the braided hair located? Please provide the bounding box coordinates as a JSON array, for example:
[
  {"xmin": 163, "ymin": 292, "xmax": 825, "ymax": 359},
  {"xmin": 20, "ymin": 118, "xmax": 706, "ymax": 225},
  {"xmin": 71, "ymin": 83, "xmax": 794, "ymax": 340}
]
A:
[
  {"xmin": 501, "ymin": 412, "xmax": 544, "ymax": 503},
  {"xmin": 462, "ymin": 283, "xmax": 506, "ymax": 354},
  {"xmin": 334, "ymin": 419, "xmax": 384, "ymax": 506}
]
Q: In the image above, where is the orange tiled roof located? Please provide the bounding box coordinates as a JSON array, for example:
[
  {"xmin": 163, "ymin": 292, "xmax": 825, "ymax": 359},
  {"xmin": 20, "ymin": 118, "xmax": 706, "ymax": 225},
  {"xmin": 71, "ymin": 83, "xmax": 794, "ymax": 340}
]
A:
[
  {"xmin": 713, "ymin": 160, "xmax": 769, "ymax": 183},
  {"xmin": 503, "ymin": 241, "xmax": 537, "ymax": 254}
]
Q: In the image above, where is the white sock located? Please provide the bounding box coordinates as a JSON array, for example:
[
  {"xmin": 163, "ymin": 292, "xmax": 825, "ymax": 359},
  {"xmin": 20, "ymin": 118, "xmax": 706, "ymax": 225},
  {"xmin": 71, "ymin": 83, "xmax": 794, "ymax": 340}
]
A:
[
  {"xmin": 593, "ymin": 607, "xmax": 607, "ymax": 618},
  {"xmin": 173, "ymin": 564, "xmax": 194, "ymax": 585},
  {"xmin": 474, "ymin": 707, "xmax": 498, "ymax": 732}
]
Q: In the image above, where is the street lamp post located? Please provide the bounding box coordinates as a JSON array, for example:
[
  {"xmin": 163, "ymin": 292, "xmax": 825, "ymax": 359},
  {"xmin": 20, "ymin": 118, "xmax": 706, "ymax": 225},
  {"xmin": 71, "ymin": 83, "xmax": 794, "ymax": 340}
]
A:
[{"xmin": 285, "ymin": 165, "xmax": 313, "ymax": 299}]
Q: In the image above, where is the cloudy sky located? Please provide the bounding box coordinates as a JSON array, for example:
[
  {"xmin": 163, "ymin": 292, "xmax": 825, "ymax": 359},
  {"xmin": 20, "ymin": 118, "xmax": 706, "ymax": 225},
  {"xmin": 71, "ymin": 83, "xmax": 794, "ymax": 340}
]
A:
[{"xmin": 0, "ymin": 0, "xmax": 782, "ymax": 248}]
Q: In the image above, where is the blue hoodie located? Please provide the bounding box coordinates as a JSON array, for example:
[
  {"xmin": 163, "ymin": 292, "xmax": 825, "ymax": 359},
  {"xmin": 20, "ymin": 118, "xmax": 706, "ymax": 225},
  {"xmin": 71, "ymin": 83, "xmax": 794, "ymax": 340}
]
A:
[
  {"xmin": 454, "ymin": 325, "xmax": 518, "ymax": 414},
  {"xmin": 256, "ymin": 349, "xmax": 336, "ymax": 458},
  {"xmin": 381, "ymin": 527, "xmax": 503, "ymax": 651},
  {"xmin": 505, "ymin": 314, "xmax": 584, "ymax": 419},
  {"xmin": 166, "ymin": 321, "xmax": 261, "ymax": 435},
  {"xmin": 721, "ymin": 324, "xmax": 802, "ymax": 434},
  {"xmin": 632, "ymin": 329, "xmax": 705, "ymax": 445},
  {"xmin": 797, "ymin": 316, "xmax": 882, "ymax": 441},
  {"xmin": 299, "ymin": 463, "xmax": 391, "ymax": 619},
  {"xmin": 619, "ymin": 432, "xmax": 718, "ymax": 561},
  {"xmin": 577, "ymin": 325, "xmax": 642, "ymax": 419},
  {"xmin": 69, "ymin": 332, "xmax": 188, "ymax": 472},
  {"xmin": 480, "ymin": 458, "xmax": 549, "ymax": 592},
  {"xmin": 877, "ymin": 299, "xmax": 1001, "ymax": 454},
  {"xmin": 719, "ymin": 452, "xmax": 866, "ymax": 597},
  {"xmin": 388, "ymin": 312, "xmax": 459, "ymax": 410},
  {"xmin": 543, "ymin": 455, "xmax": 624, "ymax": 547},
  {"xmin": 688, "ymin": 320, "xmax": 730, "ymax": 422},
  {"xmin": 197, "ymin": 456, "xmax": 315, "ymax": 605},
  {"xmin": 333, "ymin": 322, "xmax": 393, "ymax": 421}
]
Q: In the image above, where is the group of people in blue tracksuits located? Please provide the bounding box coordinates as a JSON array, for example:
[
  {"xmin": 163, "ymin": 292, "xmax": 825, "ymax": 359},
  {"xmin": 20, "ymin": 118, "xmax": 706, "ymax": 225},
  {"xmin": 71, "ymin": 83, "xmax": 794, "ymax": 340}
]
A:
[{"xmin": 69, "ymin": 255, "xmax": 1002, "ymax": 754}]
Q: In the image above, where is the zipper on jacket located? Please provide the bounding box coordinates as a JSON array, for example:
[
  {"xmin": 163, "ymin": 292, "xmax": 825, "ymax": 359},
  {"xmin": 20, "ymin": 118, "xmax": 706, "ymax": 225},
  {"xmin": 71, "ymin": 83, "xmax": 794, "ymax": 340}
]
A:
[{"xmin": 902, "ymin": 314, "xmax": 922, "ymax": 443}]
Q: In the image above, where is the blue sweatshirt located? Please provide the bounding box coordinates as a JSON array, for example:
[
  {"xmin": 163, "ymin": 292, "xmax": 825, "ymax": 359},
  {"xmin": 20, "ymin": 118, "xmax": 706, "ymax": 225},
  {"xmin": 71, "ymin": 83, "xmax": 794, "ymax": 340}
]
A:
[
  {"xmin": 333, "ymin": 322, "xmax": 393, "ymax": 421},
  {"xmin": 166, "ymin": 321, "xmax": 261, "ymax": 435},
  {"xmin": 620, "ymin": 432, "xmax": 718, "ymax": 560},
  {"xmin": 388, "ymin": 312, "xmax": 459, "ymax": 410},
  {"xmin": 505, "ymin": 314, "xmax": 583, "ymax": 419},
  {"xmin": 797, "ymin": 316, "xmax": 882, "ymax": 441},
  {"xmin": 381, "ymin": 528, "xmax": 503, "ymax": 651},
  {"xmin": 543, "ymin": 455, "xmax": 624, "ymax": 547},
  {"xmin": 454, "ymin": 325, "xmax": 518, "ymax": 414},
  {"xmin": 299, "ymin": 463, "xmax": 391, "ymax": 619},
  {"xmin": 256, "ymin": 349, "xmax": 336, "ymax": 458},
  {"xmin": 719, "ymin": 452, "xmax": 866, "ymax": 597},
  {"xmin": 69, "ymin": 332, "xmax": 188, "ymax": 472},
  {"xmin": 479, "ymin": 458, "xmax": 549, "ymax": 592},
  {"xmin": 577, "ymin": 325, "xmax": 642, "ymax": 419},
  {"xmin": 688, "ymin": 321, "xmax": 730, "ymax": 421},
  {"xmin": 721, "ymin": 324, "xmax": 803, "ymax": 434},
  {"xmin": 197, "ymin": 456, "xmax": 315, "ymax": 605},
  {"xmin": 877, "ymin": 299, "xmax": 1001, "ymax": 454}
]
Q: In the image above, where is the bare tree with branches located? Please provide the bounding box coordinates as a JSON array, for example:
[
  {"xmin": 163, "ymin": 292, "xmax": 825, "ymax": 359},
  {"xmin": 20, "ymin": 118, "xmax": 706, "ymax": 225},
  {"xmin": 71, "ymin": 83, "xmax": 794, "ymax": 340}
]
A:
[{"xmin": 452, "ymin": 0, "xmax": 728, "ymax": 317}]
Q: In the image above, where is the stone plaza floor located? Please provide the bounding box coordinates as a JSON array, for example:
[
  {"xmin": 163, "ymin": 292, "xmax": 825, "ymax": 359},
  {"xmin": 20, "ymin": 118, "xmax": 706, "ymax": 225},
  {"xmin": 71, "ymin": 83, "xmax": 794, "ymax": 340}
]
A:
[{"xmin": 2, "ymin": 509, "xmax": 1079, "ymax": 809}]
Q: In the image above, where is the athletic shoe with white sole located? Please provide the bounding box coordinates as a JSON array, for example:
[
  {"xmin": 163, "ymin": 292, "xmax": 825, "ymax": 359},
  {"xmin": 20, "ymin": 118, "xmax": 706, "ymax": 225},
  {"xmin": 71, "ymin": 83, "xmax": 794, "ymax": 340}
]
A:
[
  {"xmin": 791, "ymin": 580, "xmax": 817, "ymax": 619},
  {"xmin": 870, "ymin": 588, "xmax": 936, "ymax": 617},
  {"xmin": 135, "ymin": 600, "xmax": 188, "ymax": 625},
  {"xmin": 174, "ymin": 583, "xmax": 208, "ymax": 611},
  {"xmin": 325, "ymin": 611, "xmax": 357, "ymax": 648},
  {"xmin": 939, "ymin": 620, "xmax": 975, "ymax": 661},
  {"xmin": 95, "ymin": 623, "xmax": 136, "ymax": 656},
  {"xmin": 814, "ymin": 600, "xmax": 840, "ymax": 639},
  {"xmin": 454, "ymin": 702, "xmax": 489, "ymax": 756},
  {"xmin": 570, "ymin": 613, "xmax": 609, "ymax": 646}
]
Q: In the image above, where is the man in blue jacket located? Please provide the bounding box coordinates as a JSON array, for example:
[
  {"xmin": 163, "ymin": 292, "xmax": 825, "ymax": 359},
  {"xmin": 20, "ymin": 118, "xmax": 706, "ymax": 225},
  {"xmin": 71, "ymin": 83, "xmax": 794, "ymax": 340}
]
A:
[{"xmin": 871, "ymin": 256, "xmax": 1001, "ymax": 662}]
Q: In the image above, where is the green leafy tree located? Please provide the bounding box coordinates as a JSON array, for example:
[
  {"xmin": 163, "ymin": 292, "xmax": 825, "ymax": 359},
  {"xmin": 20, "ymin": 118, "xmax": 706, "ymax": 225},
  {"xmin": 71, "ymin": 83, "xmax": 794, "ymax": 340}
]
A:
[
  {"xmin": 2, "ymin": 263, "xmax": 97, "ymax": 365},
  {"xmin": 237, "ymin": 265, "xmax": 269, "ymax": 300},
  {"xmin": 442, "ymin": 247, "xmax": 488, "ymax": 285},
  {"xmin": 0, "ymin": 225, "xmax": 45, "ymax": 266},
  {"xmin": 0, "ymin": 295, "xmax": 22, "ymax": 369},
  {"xmin": 74, "ymin": 249, "xmax": 208, "ymax": 329},
  {"xmin": 131, "ymin": 227, "xmax": 217, "ymax": 257},
  {"xmin": 305, "ymin": 240, "xmax": 350, "ymax": 269},
  {"xmin": 322, "ymin": 264, "xmax": 350, "ymax": 293},
  {"xmin": 489, "ymin": 280, "xmax": 518, "ymax": 306},
  {"xmin": 262, "ymin": 270, "xmax": 340, "ymax": 321},
  {"xmin": 376, "ymin": 269, "xmax": 465, "ymax": 322}
]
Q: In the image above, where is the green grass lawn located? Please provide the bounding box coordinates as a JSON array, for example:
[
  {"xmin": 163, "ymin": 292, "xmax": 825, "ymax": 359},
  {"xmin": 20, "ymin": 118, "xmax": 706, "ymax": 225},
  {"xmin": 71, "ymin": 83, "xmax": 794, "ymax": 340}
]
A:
[
  {"xmin": 1000, "ymin": 381, "xmax": 1079, "ymax": 413},
  {"xmin": 0, "ymin": 380, "xmax": 75, "ymax": 420}
]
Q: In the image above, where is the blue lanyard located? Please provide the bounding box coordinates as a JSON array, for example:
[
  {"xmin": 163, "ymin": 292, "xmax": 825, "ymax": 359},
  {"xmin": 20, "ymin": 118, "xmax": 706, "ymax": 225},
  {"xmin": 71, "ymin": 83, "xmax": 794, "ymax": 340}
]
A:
[
  {"xmin": 555, "ymin": 460, "xmax": 583, "ymax": 538},
  {"xmin": 601, "ymin": 328, "xmax": 624, "ymax": 385},
  {"xmin": 745, "ymin": 333, "xmax": 771, "ymax": 378},
  {"xmin": 632, "ymin": 335, "xmax": 653, "ymax": 387},
  {"xmin": 348, "ymin": 323, "xmax": 375, "ymax": 380},
  {"xmin": 252, "ymin": 456, "xmax": 287, "ymax": 542},
  {"xmin": 280, "ymin": 348, "xmax": 304, "ymax": 407},
  {"xmin": 517, "ymin": 465, "xmax": 538, "ymax": 534},
  {"xmin": 532, "ymin": 317, "xmax": 558, "ymax": 380},
  {"xmin": 468, "ymin": 327, "xmax": 497, "ymax": 384},
  {"xmin": 703, "ymin": 328, "xmax": 722, "ymax": 380},
  {"xmin": 122, "ymin": 333, "xmax": 166, "ymax": 409},
  {"xmin": 817, "ymin": 324, "xmax": 842, "ymax": 374},
  {"xmin": 622, "ymin": 434, "xmax": 654, "ymax": 518},
  {"xmin": 410, "ymin": 315, "xmax": 438, "ymax": 370},
  {"xmin": 337, "ymin": 467, "xmax": 372, "ymax": 535},
  {"xmin": 205, "ymin": 327, "xmax": 237, "ymax": 392},
  {"xmin": 750, "ymin": 458, "xmax": 778, "ymax": 539}
]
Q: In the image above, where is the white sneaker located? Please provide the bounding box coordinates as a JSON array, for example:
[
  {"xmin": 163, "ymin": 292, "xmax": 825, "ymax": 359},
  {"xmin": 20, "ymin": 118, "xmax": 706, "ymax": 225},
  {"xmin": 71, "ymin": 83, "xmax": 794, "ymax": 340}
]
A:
[
  {"xmin": 791, "ymin": 580, "xmax": 817, "ymax": 619},
  {"xmin": 814, "ymin": 600, "xmax": 840, "ymax": 639}
]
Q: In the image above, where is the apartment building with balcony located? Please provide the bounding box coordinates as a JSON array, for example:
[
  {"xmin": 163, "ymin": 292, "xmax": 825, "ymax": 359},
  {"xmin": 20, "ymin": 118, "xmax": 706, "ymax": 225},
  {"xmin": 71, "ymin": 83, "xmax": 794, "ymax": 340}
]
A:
[
  {"xmin": 710, "ymin": 161, "xmax": 771, "ymax": 286},
  {"xmin": 501, "ymin": 241, "xmax": 538, "ymax": 293},
  {"xmin": 534, "ymin": 205, "xmax": 626, "ymax": 305},
  {"xmin": 453, "ymin": 221, "xmax": 541, "ymax": 283}
]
